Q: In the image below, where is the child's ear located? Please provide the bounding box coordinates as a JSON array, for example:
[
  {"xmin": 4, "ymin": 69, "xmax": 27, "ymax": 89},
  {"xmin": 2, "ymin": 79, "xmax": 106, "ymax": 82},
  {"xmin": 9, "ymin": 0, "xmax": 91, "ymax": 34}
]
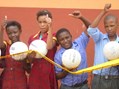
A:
[{"xmin": 20, "ymin": 29, "xmax": 22, "ymax": 33}]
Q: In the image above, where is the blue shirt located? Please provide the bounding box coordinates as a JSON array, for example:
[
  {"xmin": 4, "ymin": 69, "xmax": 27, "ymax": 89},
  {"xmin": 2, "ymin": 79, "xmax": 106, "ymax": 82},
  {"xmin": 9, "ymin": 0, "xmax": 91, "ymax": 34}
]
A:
[
  {"xmin": 88, "ymin": 27, "xmax": 119, "ymax": 75},
  {"xmin": 54, "ymin": 32, "xmax": 89, "ymax": 86}
]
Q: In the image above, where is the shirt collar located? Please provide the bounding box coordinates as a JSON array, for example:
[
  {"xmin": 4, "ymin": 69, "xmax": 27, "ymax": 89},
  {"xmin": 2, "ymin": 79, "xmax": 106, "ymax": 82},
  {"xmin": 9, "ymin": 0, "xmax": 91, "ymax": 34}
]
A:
[
  {"xmin": 33, "ymin": 31, "xmax": 48, "ymax": 39},
  {"xmin": 103, "ymin": 34, "xmax": 119, "ymax": 42},
  {"xmin": 116, "ymin": 36, "xmax": 119, "ymax": 42},
  {"xmin": 103, "ymin": 34, "xmax": 109, "ymax": 40}
]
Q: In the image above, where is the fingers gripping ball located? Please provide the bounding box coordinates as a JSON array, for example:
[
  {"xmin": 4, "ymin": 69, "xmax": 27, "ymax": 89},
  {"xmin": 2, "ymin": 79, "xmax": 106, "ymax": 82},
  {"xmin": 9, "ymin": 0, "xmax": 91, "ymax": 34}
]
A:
[
  {"xmin": 103, "ymin": 41, "xmax": 119, "ymax": 60},
  {"xmin": 62, "ymin": 49, "xmax": 81, "ymax": 69},
  {"xmin": 29, "ymin": 40, "xmax": 48, "ymax": 58},
  {"xmin": 9, "ymin": 42, "xmax": 28, "ymax": 60}
]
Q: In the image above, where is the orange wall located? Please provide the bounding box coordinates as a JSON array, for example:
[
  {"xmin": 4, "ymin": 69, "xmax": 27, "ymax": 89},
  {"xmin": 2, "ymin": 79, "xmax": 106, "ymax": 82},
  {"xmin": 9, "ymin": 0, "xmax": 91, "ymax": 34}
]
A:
[
  {"xmin": 0, "ymin": 7, "xmax": 119, "ymax": 67},
  {"xmin": 0, "ymin": 0, "xmax": 119, "ymax": 9},
  {"xmin": 0, "ymin": 1, "xmax": 119, "ymax": 88}
]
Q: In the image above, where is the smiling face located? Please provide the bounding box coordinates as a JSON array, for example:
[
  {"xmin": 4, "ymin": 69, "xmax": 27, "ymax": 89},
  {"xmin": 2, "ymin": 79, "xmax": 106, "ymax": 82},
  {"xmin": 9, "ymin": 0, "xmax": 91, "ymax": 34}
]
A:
[
  {"xmin": 57, "ymin": 31, "xmax": 72, "ymax": 49},
  {"xmin": 104, "ymin": 15, "xmax": 119, "ymax": 38},
  {"xmin": 5, "ymin": 21, "xmax": 22, "ymax": 43},
  {"xmin": 6, "ymin": 25, "xmax": 21, "ymax": 43}
]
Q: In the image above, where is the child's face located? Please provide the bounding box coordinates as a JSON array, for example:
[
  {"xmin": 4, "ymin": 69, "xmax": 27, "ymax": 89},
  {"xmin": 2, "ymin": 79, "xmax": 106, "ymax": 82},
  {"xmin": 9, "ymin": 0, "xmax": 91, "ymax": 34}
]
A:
[
  {"xmin": 37, "ymin": 15, "xmax": 49, "ymax": 33},
  {"xmin": 6, "ymin": 26, "xmax": 21, "ymax": 43},
  {"xmin": 104, "ymin": 18, "xmax": 118, "ymax": 37},
  {"xmin": 57, "ymin": 31, "xmax": 72, "ymax": 49}
]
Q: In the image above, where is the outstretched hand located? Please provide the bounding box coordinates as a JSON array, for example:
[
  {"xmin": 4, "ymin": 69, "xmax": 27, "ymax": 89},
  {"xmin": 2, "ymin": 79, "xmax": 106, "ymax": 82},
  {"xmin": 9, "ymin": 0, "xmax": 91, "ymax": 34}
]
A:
[
  {"xmin": 104, "ymin": 3, "xmax": 111, "ymax": 12},
  {"xmin": 69, "ymin": 10, "xmax": 82, "ymax": 19}
]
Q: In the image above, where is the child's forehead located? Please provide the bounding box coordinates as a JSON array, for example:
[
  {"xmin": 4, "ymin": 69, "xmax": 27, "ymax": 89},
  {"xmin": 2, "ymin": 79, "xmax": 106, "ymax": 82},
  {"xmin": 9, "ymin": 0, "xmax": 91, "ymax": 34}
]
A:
[
  {"xmin": 104, "ymin": 17, "xmax": 118, "ymax": 23},
  {"xmin": 58, "ymin": 32, "xmax": 71, "ymax": 39},
  {"xmin": 6, "ymin": 26, "xmax": 20, "ymax": 31},
  {"xmin": 37, "ymin": 15, "xmax": 47, "ymax": 20},
  {"xmin": 107, "ymin": 17, "xmax": 116, "ymax": 20},
  {"xmin": 105, "ymin": 15, "xmax": 118, "ymax": 21},
  {"xmin": 60, "ymin": 31, "xmax": 70, "ymax": 35},
  {"xmin": 38, "ymin": 15, "xmax": 47, "ymax": 18}
]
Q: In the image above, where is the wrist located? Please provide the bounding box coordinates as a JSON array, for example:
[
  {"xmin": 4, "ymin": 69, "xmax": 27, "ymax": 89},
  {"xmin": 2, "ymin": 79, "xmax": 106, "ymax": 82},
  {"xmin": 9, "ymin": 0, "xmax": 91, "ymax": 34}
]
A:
[
  {"xmin": 102, "ymin": 10, "xmax": 108, "ymax": 14},
  {"xmin": 47, "ymin": 29, "xmax": 52, "ymax": 34},
  {"xmin": 78, "ymin": 16, "xmax": 83, "ymax": 19}
]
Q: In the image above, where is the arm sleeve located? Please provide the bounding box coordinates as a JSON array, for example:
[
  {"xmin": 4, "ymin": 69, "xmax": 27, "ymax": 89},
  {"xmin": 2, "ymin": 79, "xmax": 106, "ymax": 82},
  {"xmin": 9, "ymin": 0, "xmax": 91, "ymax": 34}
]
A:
[
  {"xmin": 54, "ymin": 52, "xmax": 62, "ymax": 73},
  {"xmin": 75, "ymin": 32, "xmax": 89, "ymax": 49},
  {"xmin": 87, "ymin": 26, "xmax": 102, "ymax": 42}
]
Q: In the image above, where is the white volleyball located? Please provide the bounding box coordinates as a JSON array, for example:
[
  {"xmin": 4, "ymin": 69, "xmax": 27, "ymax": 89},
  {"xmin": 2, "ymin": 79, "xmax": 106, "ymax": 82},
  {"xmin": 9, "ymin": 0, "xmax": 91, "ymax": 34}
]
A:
[
  {"xmin": 9, "ymin": 42, "xmax": 28, "ymax": 60},
  {"xmin": 29, "ymin": 40, "xmax": 48, "ymax": 58},
  {"xmin": 62, "ymin": 49, "xmax": 81, "ymax": 69},
  {"xmin": 103, "ymin": 41, "xmax": 119, "ymax": 60}
]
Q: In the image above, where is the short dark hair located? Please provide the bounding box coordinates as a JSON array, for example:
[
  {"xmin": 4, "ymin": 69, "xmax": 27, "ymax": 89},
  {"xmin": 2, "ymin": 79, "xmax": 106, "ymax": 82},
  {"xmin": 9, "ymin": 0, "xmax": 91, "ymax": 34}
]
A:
[
  {"xmin": 104, "ymin": 14, "xmax": 118, "ymax": 23},
  {"xmin": 5, "ymin": 21, "xmax": 21, "ymax": 30},
  {"xmin": 56, "ymin": 28, "xmax": 71, "ymax": 40},
  {"xmin": 36, "ymin": 10, "xmax": 52, "ymax": 20}
]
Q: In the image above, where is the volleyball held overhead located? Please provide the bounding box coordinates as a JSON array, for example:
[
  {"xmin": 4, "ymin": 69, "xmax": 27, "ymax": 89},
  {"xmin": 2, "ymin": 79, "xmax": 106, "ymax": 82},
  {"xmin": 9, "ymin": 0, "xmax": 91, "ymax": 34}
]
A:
[
  {"xmin": 62, "ymin": 49, "xmax": 81, "ymax": 69},
  {"xmin": 29, "ymin": 39, "xmax": 48, "ymax": 58},
  {"xmin": 103, "ymin": 41, "xmax": 119, "ymax": 61},
  {"xmin": 9, "ymin": 41, "xmax": 28, "ymax": 60}
]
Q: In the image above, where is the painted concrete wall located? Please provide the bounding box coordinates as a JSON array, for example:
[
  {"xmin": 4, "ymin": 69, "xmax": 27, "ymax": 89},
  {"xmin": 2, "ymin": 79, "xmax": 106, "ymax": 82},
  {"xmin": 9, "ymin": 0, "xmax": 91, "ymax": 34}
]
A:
[
  {"xmin": 0, "ymin": 1, "xmax": 119, "ymax": 87},
  {"xmin": 1, "ymin": 7, "xmax": 119, "ymax": 66},
  {"xmin": 0, "ymin": 0, "xmax": 119, "ymax": 9}
]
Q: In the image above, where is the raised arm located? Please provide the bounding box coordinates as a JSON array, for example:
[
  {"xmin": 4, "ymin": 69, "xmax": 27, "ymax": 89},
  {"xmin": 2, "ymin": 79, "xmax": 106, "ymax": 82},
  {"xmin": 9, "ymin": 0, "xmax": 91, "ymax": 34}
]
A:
[
  {"xmin": 69, "ymin": 10, "xmax": 91, "ymax": 28},
  {"xmin": 46, "ymin": 15, "xmax": 57, "ymax": 50},
  {"xmin": 69, "ymin": 10, "xmax": 91, "ymax": 36},
  {"xmin": 0, "ymin": 25, "xmax": 4, "ymax": 48},
  {"xmin": 90, "ymin": 3, "xmax": 111, "ymax": 28},
  {"xmin": 0, "ymin": 16, "xmax": 7, "ymax": 49}
]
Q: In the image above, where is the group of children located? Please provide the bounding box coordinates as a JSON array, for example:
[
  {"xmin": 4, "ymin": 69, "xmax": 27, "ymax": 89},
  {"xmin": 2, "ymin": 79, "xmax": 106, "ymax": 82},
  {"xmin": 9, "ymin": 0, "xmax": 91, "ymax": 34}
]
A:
[{"xmin": 0, "ymin": 3, "xmax": 119, "ymax": 89}]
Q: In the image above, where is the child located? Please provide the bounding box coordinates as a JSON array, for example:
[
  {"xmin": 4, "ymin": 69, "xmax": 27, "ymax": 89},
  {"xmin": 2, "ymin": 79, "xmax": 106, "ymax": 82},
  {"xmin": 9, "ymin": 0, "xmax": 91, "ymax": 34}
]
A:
[
  {"xmin": 54, "ymin": 10, "xmax": 91, "ymax": 89},
  {"xmin": 28, "ymin": 10, "xmax": 58, "ymax": 89},
  {"xmin": 0, "ymin": 20, "xmax": 29, "ymax": 89},
  {"xmin": 87, "ymin": 3, "xmax": 119, "ymax": 89}
]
